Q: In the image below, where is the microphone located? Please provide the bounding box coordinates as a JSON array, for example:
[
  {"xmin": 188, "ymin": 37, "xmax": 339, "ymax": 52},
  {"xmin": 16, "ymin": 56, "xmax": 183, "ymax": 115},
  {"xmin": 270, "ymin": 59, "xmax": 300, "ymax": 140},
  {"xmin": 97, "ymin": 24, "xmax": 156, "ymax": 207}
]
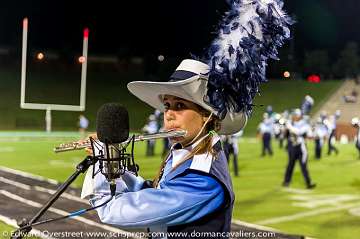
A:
[
  {"xmin": 94, "ymin": 103, "xmax": 132, "ymax": 195},
  {"xmin": 96, "ymin": 103, "xmax": 129, "ymax": 144}
]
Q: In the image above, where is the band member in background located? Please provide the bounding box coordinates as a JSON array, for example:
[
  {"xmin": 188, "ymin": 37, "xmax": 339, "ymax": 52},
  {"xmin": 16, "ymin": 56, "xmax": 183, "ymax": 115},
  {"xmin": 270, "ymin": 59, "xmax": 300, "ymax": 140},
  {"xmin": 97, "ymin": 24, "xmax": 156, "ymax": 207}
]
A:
[
  {"xmin": 266, "ymin": 105, "xmax": 274, "ymax": 118},
  {"xmin": 142, "ymin": 114, "xmax": 158, "ymax": 156},
  {"xmin": 320, "ymin": 110, "xmax": 328, "ymax": 121},
  {"xmin": 155, "ymin": 109, "xmax": 171, "ymax": 158},
  {"xmin": 257, "ymin": 113, "xmax": 274, "ymax": 157},
  {"xmin": 283, "ymin": 109, "xmax": 316, "ymax": 189},
  {"xmin": 313, "ymin": 117, "xmax": 328, "ymax": 159},
  {"xmin": 274, "ymin": 112, "xmax": 287, "ymax": 149},
  {"xmin": 222, "ymin": 130, "xmax": 242, "ymax": 177},
  {"xmin": 352, "ymin": 117, "xmax": 360, "ymax": 159},
  {"xmin": 78, "ymin": 114, "xmax": 89, "ymax": 135},
  {"xmin": 325, "ymin": 110, "xmax": 340, "ymax": 156},
  {"xmin": 301, "ymin": 95, "xmax": 314, "ymax": 115}
]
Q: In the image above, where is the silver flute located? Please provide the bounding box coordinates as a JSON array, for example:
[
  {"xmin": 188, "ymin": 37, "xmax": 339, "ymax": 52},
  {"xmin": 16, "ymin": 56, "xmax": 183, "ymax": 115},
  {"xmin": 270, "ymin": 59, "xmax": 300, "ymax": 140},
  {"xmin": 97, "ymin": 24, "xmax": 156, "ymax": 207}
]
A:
[{"xmin": 54, "ymin": 129, "xmax": 187, "ymax": 153}]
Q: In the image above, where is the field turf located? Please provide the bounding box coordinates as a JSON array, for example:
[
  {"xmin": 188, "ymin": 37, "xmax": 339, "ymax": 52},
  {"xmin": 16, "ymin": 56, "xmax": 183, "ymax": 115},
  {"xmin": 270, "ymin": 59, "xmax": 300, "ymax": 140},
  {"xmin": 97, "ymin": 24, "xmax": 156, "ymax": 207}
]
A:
[{"xmin": 0, "ymin": 132, "xmax": 359, "ymax": 238}]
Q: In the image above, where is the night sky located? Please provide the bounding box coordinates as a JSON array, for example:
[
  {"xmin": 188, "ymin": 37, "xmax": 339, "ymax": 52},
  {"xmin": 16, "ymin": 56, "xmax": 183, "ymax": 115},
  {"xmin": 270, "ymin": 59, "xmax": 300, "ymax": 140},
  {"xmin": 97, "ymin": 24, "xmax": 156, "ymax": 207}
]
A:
[{"xmin": 1, "ymin": 0, "xmax": 360, "ymax": 58}]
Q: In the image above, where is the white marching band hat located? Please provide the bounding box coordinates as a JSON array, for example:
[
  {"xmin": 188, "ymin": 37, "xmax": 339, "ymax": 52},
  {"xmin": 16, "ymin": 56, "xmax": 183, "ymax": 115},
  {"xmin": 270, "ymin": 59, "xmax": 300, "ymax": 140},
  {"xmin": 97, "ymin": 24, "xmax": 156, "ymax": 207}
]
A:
[{"xmin": 128, "ymin": 59, "xmax": 247, "ymax": 135}]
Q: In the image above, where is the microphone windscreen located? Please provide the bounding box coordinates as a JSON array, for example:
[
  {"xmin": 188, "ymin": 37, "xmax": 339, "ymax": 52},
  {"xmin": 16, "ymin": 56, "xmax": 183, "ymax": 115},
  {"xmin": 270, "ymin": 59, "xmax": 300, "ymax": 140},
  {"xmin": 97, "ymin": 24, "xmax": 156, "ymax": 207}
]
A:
[{"xmin": 96, "ymin": 103, "xmax": 129, "ymax": 143}]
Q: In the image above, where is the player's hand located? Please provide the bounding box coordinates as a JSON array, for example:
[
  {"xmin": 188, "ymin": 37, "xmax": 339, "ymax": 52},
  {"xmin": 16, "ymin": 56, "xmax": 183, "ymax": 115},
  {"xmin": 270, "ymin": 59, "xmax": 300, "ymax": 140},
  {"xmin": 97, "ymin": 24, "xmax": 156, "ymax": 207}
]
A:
[{"xmin": 79, "ymin": 133, "xmax": 97, "ymax": 155}]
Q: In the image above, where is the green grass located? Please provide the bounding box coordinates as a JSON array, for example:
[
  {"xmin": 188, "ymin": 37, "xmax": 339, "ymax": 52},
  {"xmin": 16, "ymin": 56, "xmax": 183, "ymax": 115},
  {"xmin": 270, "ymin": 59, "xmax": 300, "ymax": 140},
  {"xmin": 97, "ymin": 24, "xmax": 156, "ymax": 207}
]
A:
[
  {"xmin": 0, "ymin": 67, "xmax": 154, "ymax": 131},
  {"xmin": 1, "ymin": 133, "xmax": 360, "ymax": 238},
  {"xmin": 0, "ymin": 67, "xmax": 342, "ymax": 135},
  {"xmin": 0, "ymin": 224, "xmax": 19, "ymax": 239},
  {"xmin": 0, "ymin": 216, "xmax": 38, "ymax": 239},
  {"xmin": 229, "ymin": 139, "xmax": 360, "ymax": 239},
  {"xmin": 0, "ymin": 224, "xmax": 15, "ymax": 239}
]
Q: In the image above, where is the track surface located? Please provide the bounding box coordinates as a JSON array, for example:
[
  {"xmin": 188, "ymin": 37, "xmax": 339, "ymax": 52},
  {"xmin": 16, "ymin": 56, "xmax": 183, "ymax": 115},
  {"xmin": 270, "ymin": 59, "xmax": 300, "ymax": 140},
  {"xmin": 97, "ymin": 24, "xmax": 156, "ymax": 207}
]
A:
[{"xmin": 0, "ymin": 168, "xmax": 302, "ymax": 239}]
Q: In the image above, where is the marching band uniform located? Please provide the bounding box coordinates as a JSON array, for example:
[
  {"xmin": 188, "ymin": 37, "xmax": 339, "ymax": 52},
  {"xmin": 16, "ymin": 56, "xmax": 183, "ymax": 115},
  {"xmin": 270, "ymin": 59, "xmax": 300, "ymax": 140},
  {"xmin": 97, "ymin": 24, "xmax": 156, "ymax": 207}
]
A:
[
  {"xmin": 222, "ymin": 130, "xmax": 242, "ymax": 176},
  {"xmin": 258, "ymin": 116, "xmax": 274, "ymax": 156},
  {"xmin": 78, "ymin": 114, "xmax": 89, "ymax": 135},
  {"xmin": 143, "ymin": 114, "xmax": 158, "ymax": 156},
  {"xmin": 313, "ymin": 118, "xmax": 328, "ymax": 159},
  {"xmin": 275, "ymin": 112, "xmax": 289, "ymax": 149},
  {"xmin": 301, "ymin": 95, "xmax": 314, "ymax": 115},
  {"xmin": 283, "ymin": 109, "xmax": 316, "ymax": 189},
  {"xmin": 83, "ymin": 134, "xmax": 233, "ymax": 237},
  {"xmin": 314, "ymin": 118, "xmax": 328, "ymax": 159},
  {"xmin": 356, "ymin": 125, "xmax": 360, "ymax": 159},
  {"xmin": 352, "ymin": 118, "xmax": 360, "ymax": 159},
  {"xmin": 325, "ymin": 112, "xmax": 340, "ymax": 155}
]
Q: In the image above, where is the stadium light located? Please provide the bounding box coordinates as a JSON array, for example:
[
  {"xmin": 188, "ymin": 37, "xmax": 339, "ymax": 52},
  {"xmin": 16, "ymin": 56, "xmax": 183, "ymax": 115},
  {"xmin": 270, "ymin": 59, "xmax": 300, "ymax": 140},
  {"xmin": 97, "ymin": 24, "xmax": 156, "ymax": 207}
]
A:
[
  {"xmin": 78, "ymin": 56, "xmax": 86, "ymax": 64},
  {"xmin": 158, "ymin": 55, "xmax": 165, "ymax": 62},
  {"xmin": 36, "ymin": 52, "xmax": 45, "ymax": 61},
  {"xmin": 283, "ymin": 71, "xmax": 290, "ymax": 78}
]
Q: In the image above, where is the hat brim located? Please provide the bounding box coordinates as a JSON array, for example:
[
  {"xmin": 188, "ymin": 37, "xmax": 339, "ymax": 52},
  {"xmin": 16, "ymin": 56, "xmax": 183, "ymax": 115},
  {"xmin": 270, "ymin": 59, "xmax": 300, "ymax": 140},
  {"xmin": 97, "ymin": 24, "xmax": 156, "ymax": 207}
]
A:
[{"xmin": 127, "ymin": 77, "xmax": 247, "ymax": 135}]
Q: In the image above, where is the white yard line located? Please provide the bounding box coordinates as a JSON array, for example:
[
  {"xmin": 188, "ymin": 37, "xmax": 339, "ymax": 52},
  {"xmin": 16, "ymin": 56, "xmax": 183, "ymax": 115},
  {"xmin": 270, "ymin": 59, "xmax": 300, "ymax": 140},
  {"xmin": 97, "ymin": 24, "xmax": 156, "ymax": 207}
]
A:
[
  {"xmin": 0, "ymin": 176, "xmax": 88, "ymax": 204},
  {"xmin": 348, "ymin": 207, "xmax": 360, "ymax": 217},
  {"xmin": 0, "ymin": 166, "xmax": 59, "ymax": 185},
  {"xmin": 0, "ymin": 177, "xmax": 30, "ymax": 190},
  {"xmin": 282, "ymin": 187, "xmax": 312, "ymax": 194},
  {"xmin": 291, "ymin": 194, "xmax": 360, "ymax": 208},
  {"xmin": 0, "ymin": 147, "xmax": 15, "ymax": 152},
  {"xmin": 255, "ymin": 202, "xmax": 360, "ymax": 225},
  {"xmin": 49, "ymin": 160, "xmax": 78, "ymax": 167},
  {"xmin": 34, "ymin": 186, "xmax": 88, "ymax": 204},
  {"xmin": 232, "ymin": 219, "xmax": 282, "ymax": 233},
  {"xmin": 0, "ymin": 190, "xmax": 139, "ymax": 237}
]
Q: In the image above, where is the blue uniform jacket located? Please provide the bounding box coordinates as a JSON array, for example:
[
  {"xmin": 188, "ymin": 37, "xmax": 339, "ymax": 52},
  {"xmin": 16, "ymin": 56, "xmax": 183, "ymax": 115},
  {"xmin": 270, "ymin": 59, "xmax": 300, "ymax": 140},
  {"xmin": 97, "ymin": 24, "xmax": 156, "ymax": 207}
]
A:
[{"xmin": 83, "ymin": 135, "xmax": 226, "ymax": 233}]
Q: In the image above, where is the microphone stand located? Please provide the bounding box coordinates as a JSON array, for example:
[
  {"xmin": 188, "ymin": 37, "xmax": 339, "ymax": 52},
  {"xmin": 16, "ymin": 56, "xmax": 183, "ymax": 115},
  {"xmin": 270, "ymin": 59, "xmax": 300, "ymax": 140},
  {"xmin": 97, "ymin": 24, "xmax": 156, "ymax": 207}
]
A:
[{"xmin": 10, "ymin": 155, "xmax": 98, "ymax": 239}]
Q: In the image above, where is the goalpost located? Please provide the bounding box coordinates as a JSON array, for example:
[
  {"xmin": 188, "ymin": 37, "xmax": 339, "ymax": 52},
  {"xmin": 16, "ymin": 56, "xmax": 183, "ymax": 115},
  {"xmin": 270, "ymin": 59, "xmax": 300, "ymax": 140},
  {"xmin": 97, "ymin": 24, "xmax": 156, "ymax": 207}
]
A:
[{"xmin": 20, "ymin": 18, "xmax": 89, "ymax": 132}]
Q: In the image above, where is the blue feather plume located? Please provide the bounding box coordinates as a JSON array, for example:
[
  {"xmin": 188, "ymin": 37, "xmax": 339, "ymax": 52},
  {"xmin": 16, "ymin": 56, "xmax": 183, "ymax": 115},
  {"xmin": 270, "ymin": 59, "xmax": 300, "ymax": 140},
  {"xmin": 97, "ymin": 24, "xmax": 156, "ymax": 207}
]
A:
[{"xmin": 203, "ymin": 0, "xmax": 294, "ymax": 119}]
